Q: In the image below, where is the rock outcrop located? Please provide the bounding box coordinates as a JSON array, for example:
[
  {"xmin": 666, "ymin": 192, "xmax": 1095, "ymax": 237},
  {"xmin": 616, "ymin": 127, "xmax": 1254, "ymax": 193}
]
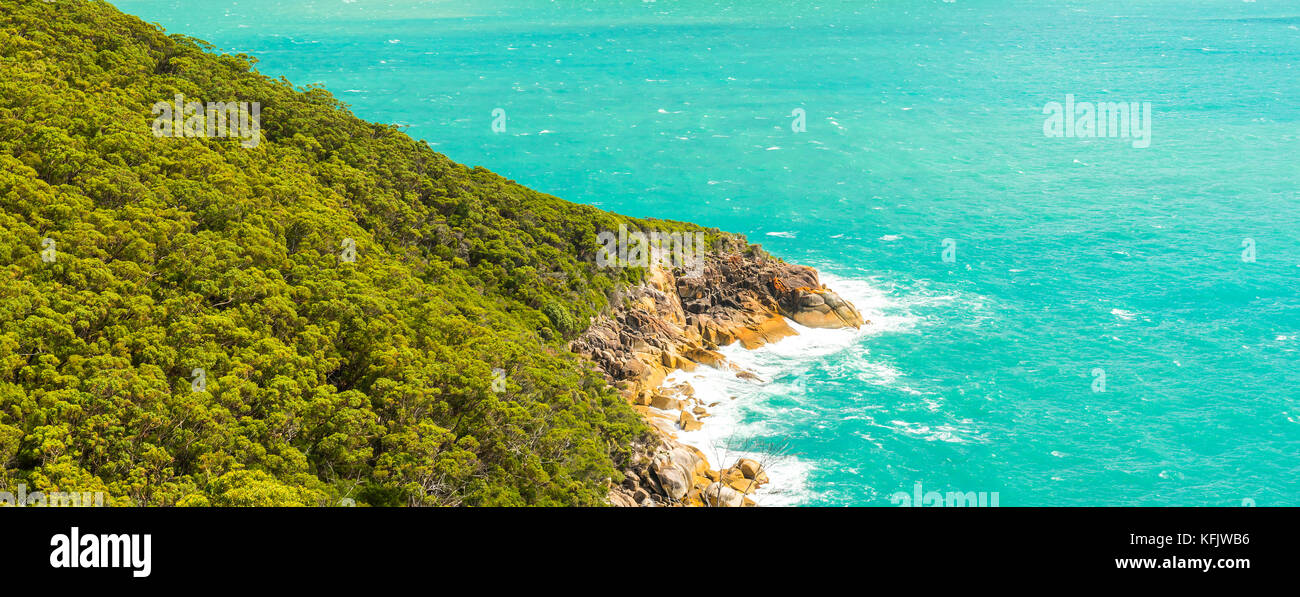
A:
[{"xmin": 575, "ymin": 237, "xmax": 866, "ymax": 506}]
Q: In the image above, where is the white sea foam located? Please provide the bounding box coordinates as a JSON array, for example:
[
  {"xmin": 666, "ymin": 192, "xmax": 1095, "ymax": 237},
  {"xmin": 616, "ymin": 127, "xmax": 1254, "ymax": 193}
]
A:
[
  {"xmin": 665, "ymin": 362, "xmax": 819, "ymax": 506},
  {"xmin": 661, "ymin": 272, "xmax": 922, "ymax": 505}
]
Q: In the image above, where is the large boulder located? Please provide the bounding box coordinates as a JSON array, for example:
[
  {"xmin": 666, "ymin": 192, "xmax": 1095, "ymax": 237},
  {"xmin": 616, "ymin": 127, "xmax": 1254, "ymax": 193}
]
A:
[
  {"xmin": 651, "ymin": 456, "xmax": 692, "ymax": 500},
  {"xmin": 734, "ymin": 458, "xmax": 770, "ymax": 486},
  {"xmin": 702, "ymin": 482, "xmax": 745, "ymax": 507},
  {"xmin": 608, "ymin": 489, "xmax": 638, "ymax": 507},
  {"xmin": 732, "ymin": 311, "xmax": 798, "ymax": 349},
  {"xmin": 789, "ymin": 289, "xmax": 864, "ymax": 328},
  {"xmin": 670, "ymin": 446, "xmax": 708, "ymax": 476},
  {"xmin": 684, "ymin": 347, "xmax": 725, "ymax": 367},
  {"xmin": 650, "ymin": 394, "xmax": 682, "ymax": 411},
  {"xmin": 723, "ymin": 470, "xmax": 757, "ymax": 494}
]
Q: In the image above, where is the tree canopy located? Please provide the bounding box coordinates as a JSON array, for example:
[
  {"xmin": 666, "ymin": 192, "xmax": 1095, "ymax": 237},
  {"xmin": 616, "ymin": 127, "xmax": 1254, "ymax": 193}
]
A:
[{"xmin": 0, "ymin": 0, "xmax": 713, "ymax": 506}]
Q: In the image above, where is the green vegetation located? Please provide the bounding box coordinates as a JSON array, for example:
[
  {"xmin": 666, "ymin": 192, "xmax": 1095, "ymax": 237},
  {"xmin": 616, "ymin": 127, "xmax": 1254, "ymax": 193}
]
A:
[{"xmin": 0, "ymin": 0, "xmax": 712, "ymax": 506}]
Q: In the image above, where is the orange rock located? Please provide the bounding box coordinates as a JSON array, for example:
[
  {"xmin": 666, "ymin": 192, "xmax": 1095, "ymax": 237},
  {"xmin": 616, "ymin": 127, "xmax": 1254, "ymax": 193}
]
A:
[
  {"xmin": 723, "ymin": 470, "xmax": 757, "ymax": 494},
  {"xmin": 650, "ymin": 394, "xmax": 681, "ymax": 411}
]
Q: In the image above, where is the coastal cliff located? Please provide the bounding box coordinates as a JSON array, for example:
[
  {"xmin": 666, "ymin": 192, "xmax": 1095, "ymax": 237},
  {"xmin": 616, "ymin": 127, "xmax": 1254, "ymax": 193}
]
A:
[{"xmin": 572, "ymin": 237, "xmax": 866, "ymax": 506}]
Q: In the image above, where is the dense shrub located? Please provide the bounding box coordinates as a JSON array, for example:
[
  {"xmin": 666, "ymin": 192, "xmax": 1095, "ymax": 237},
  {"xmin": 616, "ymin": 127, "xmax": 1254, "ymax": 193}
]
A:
[{"xmin": 0, "ymin": 0, "xmax": 714, "ymax": 506}]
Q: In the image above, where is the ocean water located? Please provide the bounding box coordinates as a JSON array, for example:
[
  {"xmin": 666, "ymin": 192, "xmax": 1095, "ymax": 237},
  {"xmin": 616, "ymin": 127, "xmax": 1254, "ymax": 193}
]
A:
[{"xmin": 110, "ymin": 0, "xmax": 1299, "ymax": 506}]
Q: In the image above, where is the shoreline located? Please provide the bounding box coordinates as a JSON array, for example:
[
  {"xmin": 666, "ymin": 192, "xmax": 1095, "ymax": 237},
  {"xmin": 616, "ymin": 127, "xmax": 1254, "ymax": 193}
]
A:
[
  {"xmin": 648, "ymin": 297, "xmax": 881, "ymax": 506},
  {"xmin": 651, "ymin": 335, "xmax": 810, "ymax": 506},
  {"xmin": 571, "ymin": 239, "xmax": 868, "ymax": 506}
]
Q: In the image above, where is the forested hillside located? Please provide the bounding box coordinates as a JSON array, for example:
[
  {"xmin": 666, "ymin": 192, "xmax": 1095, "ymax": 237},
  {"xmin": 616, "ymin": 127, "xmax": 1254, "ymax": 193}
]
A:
[{"xmin": 0, "ymin": 0, "xmax": 710, "ymax": 506}]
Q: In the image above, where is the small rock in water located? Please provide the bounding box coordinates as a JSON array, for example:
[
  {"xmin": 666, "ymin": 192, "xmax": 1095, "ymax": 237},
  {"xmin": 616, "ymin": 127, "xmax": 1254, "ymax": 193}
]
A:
[{"xmin": 678, "ymin": 410, "xmax": 703, "ymax": 431}]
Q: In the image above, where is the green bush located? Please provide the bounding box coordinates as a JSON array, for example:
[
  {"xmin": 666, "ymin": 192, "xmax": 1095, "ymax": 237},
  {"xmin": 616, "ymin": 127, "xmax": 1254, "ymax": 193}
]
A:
[{"xmin": 0, "ymin": 0, "xmax": 721, "ymax": 506}]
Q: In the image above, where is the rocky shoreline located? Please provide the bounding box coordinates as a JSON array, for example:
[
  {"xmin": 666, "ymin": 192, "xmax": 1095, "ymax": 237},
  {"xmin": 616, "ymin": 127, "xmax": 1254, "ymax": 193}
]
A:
[{"xmin": 572, "ymin": 237, "xmax": 866, "ymax": 507}]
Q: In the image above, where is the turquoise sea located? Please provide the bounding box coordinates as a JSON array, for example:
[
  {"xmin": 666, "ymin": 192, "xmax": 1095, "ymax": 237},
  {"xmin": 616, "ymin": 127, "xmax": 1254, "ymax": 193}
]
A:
[{"xmin": 111, "ymin": 0, "xmax": 1299, "ymax": 506}]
